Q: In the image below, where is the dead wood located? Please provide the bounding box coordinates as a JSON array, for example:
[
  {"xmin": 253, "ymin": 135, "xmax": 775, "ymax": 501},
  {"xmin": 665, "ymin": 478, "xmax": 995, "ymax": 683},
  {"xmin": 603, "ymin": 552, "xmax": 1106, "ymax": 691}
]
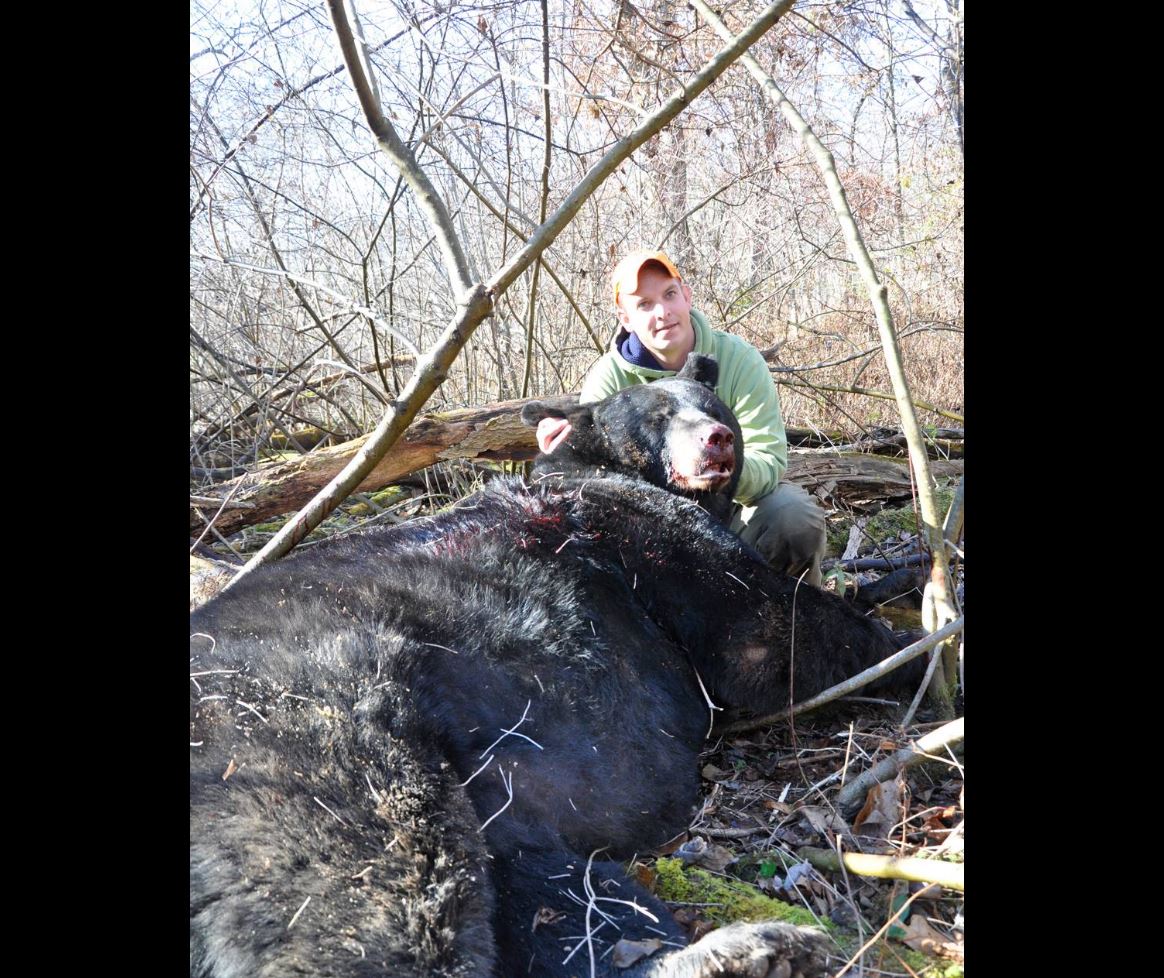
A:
[
  {"xmin": 796, "ymin": 847, "xmax": 964, "ymax": 891},
  {"xmin": 792, "ymin": 454, "xmax": 962, "ymax": 510},
  {"xmin": 782, "ymin": 427, "xmax": 963, "ymax": 457},
  {"xmin": 835, "ymin": 432, "xmax": 963, "ymax": 459},
  {"xmin": 189, "ymin": 396, "xmax": 963, "ymax": 539}
]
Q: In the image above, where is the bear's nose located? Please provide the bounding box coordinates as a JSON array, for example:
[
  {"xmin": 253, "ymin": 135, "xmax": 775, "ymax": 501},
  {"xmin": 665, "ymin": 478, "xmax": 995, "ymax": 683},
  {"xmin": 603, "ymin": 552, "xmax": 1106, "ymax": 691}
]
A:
[{"xmin": 704, "ymin": 424, "xmax": 733, "ymax": 448}]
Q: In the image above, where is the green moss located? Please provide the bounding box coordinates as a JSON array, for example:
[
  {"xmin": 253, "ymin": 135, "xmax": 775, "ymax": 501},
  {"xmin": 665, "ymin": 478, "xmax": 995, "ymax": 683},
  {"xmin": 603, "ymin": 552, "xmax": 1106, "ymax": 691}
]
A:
[
  {"xmin": 895, "ymin": 951, "xmax": 963, "ymax": 978},
  {"xmin": 862, "ymin": 486, "xmax": 955, "ymax": 544},
  {"xmin": 652, "ymin": 858, "xmax": 825, "ymax": 929},
  {"xmin": 825, "ymin": 522, "xmax": 853, "ymax": 560},
  {"xmin": 252, "ymin": 520, "xmax": 288, "ymax": 534},
  {"xmin": 825, "ymin": 484, "xmax": 958, "ymax": 560},
  {"xmin": 369, "ymin": 487, "xmax": 408, "ymax": 506}
]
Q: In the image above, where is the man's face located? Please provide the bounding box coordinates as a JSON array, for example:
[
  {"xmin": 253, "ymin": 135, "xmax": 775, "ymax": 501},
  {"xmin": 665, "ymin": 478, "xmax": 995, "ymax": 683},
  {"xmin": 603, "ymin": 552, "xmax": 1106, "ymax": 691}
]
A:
[{"xmin": 616, "ymin": 264, "xmax": 695, "ymax": 370}]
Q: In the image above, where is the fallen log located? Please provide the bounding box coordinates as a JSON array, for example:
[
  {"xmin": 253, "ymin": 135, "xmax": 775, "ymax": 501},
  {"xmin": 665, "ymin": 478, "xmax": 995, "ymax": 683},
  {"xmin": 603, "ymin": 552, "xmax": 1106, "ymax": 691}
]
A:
[{"xmin": 190, "ymin": 395, "xmax": 964, "ymax": 539}]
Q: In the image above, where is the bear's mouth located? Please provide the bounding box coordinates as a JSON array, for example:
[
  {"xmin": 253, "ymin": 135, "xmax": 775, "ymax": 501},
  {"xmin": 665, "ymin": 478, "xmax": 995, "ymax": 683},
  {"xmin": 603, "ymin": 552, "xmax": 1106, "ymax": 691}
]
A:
[{"xmin": 674, "ymin": 457, "xmax": 735, "ymax": 491}]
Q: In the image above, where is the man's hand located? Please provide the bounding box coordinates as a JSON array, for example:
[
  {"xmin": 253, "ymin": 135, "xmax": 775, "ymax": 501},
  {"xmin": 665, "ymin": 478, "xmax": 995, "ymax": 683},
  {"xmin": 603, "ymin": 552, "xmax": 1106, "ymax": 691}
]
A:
[{"xmin": 536, "ymin": 416, "xmax": 572, "ymax": 454}]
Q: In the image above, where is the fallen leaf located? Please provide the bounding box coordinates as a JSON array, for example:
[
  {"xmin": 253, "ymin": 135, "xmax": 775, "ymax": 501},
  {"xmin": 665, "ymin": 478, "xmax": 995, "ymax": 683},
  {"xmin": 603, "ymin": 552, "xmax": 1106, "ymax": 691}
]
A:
[
  {"xmin": 900, "ymin": 915, "xmax": 964, "ymax": 961},
  {"xmin": 763, "ymin": 798, "xmax": 793, "ymax": 815},
  {"xmin": 654, "ymin": 831, "xmax": 688, "ymax": 857},
  {"xmin": 531, "ymin": 906, "xmax": 565, "ymax": 932},
  {"xmin": 675, "ymin": 836, "xmax": 735, "ymax": 873},
  {"xmin": 852, "ymin": 778, "xmax": 902, "ymax": 840},
  {"xmin": 784, "ymin": 861, "xmax": 814, "ymax": 888},
  {"xmin": 756, "ymin": 875, "xmax": 781, "ymax": 893},
  {"xmin": 797, "ymin": 806, "xmax": 849, "ymax": 836},
  {"xmin": 612, "ymin": 937, "xmax": 662, "ymax": 967}
]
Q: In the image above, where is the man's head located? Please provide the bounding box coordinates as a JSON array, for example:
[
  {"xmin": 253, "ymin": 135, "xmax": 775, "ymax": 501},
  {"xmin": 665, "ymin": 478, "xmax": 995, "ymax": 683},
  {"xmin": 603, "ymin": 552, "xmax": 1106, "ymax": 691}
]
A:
[{"xmin": 611, "ymin": 250, "xmax": 695, "ymax": 370}]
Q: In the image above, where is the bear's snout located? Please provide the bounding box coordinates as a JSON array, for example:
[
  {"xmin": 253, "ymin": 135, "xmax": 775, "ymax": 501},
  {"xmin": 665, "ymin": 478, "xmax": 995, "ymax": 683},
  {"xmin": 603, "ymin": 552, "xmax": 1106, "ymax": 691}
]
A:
[{"xmin": 667, "ymin": 417, "xmax": 737, "ymax": 491}]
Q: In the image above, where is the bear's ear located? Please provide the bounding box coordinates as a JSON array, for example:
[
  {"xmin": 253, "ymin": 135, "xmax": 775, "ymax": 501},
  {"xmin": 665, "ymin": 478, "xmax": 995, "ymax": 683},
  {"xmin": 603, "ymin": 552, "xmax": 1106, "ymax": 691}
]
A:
[
  {"xmin": 677, "ymin": 353, "xmax": 718, "ymax": 390},
  {"xmin": 521, "ymin": 401, "xmax": 568, "ymax": 427},
  {"xmin": 522, "ymin": 401, "xmax": 596, "ymax": 433}
]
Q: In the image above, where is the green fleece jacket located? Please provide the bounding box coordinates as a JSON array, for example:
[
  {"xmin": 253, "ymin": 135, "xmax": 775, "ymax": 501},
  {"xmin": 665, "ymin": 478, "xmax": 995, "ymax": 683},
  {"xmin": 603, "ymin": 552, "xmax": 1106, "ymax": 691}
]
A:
[{"xmin": 579, "ymin": 310, "xmax": 787, "ymax": 505}]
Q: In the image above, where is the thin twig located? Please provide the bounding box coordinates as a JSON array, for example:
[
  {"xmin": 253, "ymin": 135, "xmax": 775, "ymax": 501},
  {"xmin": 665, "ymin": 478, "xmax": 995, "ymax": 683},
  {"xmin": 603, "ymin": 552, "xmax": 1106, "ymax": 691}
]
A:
[
  {"xmin": 480, "ymin": 700, "xmax": 544, "ymax": 758},
  {"xmin": 314, "ymin": 796, "xmax": 348, "ymax": 826},
  {"xmin": 477, "ymin": 765, "xmax": 515, "ymax": 833},
  {"xmin": 718, "ymin": 617, "xmax": 964, "ymax": 735},
  {"xmin": 287, "ymin": 895, "xmax": 311, "ymax": 930}
]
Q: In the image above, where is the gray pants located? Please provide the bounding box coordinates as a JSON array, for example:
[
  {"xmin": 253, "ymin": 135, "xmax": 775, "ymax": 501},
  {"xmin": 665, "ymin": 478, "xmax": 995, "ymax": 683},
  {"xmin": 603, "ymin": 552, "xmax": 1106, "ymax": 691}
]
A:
[{"xmin": 728, "ymin": 482, "xmax": 827, "ymax": 587}]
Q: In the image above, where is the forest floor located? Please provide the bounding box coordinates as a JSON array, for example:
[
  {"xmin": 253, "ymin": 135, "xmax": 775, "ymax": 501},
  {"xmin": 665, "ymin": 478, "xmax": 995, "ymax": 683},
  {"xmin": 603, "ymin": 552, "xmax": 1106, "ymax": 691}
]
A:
[{"xmin": 651, "ymin": 693, "xmax": 966, "ymax": 976}]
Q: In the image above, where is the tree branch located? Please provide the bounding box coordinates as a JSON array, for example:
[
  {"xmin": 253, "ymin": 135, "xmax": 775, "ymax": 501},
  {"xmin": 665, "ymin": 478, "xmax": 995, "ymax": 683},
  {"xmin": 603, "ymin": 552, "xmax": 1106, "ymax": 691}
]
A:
[
  {"xmin": 325, "ymin": 0, "xmax": 473, "ymax": 299},
  {"xmin": 835, "ymin": 716, "xmax": 964, "ymax": 816}
]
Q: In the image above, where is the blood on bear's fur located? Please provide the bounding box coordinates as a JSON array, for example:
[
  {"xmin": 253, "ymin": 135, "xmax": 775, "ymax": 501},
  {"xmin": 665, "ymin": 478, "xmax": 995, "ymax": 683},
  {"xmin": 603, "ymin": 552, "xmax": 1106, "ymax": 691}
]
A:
[{"xmin": 189, "ymin": 354, "xmax": 915, "ymax": 977}]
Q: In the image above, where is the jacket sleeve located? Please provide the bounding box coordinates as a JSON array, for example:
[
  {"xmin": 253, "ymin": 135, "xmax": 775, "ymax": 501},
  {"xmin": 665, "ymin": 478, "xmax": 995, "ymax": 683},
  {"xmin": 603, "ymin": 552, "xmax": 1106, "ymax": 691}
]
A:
[{"xmin": 725, "ymin": 344, "xmax": 788, "ymax": 505}]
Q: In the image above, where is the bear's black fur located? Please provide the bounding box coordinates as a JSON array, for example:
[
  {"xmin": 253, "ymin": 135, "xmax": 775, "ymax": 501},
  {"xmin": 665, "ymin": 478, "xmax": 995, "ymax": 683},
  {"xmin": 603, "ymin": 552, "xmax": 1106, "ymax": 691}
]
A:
[{"xmin": 190, "ymin": 355, "xmax": 916, "ymax": 977}]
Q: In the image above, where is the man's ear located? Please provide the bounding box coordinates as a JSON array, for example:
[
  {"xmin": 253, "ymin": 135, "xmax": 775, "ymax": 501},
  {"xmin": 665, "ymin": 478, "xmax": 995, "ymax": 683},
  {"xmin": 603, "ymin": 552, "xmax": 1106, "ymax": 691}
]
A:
[{"xmin": 680, "ymin": 282, "xmax": 693, "ymax": 306}]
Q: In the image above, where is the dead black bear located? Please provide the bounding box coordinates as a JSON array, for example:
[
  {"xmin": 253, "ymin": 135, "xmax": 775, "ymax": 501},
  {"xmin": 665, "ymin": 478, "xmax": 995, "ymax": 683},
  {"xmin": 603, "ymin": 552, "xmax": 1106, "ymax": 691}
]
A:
[{"xmin": 190, "ymin": 354, "xmax": 915, "ymax": 977}]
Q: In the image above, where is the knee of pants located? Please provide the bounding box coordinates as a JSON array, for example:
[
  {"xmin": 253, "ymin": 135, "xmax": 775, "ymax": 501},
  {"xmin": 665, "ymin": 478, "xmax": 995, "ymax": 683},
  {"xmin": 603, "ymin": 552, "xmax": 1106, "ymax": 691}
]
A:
[{"xmin": 732, "ymin": 483, "xmax": 826, "ymax": 575}]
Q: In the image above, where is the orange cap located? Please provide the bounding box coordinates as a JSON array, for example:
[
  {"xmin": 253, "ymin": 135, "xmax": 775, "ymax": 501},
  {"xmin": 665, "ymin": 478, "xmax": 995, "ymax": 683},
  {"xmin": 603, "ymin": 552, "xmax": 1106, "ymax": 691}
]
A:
[{"xmin": 611, "ymin": 250, "xmax": 682, "ymax": 306}]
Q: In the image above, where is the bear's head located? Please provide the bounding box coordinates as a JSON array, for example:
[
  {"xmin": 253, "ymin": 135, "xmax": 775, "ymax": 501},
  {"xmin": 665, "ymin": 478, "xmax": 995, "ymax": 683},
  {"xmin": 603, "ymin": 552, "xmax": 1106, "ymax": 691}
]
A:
[{"xmin": 521, "ymin": 354, "xmax": 743, "ymax": 518}]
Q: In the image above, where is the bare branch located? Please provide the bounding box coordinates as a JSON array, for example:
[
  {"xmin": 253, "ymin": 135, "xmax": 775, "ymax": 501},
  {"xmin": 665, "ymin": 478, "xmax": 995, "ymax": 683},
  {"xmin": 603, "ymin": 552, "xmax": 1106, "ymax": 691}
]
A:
[
  {"xmin": 325, "ymin": 0, "xmax": 473, "ymax": 298},
  {"xmin": 835, "ymin": 716, "xmax": 965, "ymax": 815}
]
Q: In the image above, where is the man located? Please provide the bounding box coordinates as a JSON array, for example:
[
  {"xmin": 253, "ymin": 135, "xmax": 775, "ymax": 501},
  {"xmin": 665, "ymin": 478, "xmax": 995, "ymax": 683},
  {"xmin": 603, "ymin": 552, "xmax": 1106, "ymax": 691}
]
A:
[{"xmin": 535, "ymin": 249, "xmax": 827, "ymax": 586}]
